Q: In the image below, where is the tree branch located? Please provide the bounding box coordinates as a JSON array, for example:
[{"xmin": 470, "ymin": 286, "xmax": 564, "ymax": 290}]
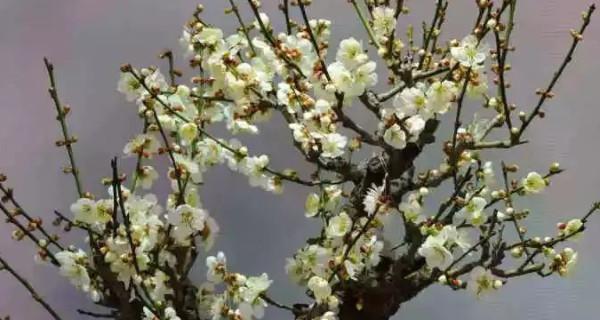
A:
[{"xmin": 0, "ymin": 252, "xmax": 63, "ymax": 319}]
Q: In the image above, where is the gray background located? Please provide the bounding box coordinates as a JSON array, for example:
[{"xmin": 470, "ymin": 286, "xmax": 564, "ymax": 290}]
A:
[{"xmin": 1, "ymin": 0, "xmax": 599, "ymax": 319}]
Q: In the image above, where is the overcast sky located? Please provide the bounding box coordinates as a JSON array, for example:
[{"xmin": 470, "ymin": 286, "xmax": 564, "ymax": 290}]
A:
[{"xmin": 1, "ymin": 1, "xmax": 600, "ymax": 319}]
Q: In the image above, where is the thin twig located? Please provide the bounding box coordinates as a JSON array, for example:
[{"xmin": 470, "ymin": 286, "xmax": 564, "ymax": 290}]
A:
[
  {"xmin": 228, "ymin": 0, "xmax": 257, "ymax": 55},
  {"xmin": 281, "ymin": 0, "xmax": 292, "ymax": 35},
  {"xmin": 111, "ymin": 158, "xmax": 160, "ymax": 315},
  {"xmin": 451, "ymin": 68, "xmax": 472, "ymax": 188},
  {"xmin": 518, "ymin": 4, "xmax": 596, "ymax": 138},
  {"xmin": 0, "ymin": 253, "xmax": 63, "ymax": 319},
  {"xmin": 418, "ymin": 0, "xmax": 445, "ymax": 69},
  {"xmin": 77, "ymin": 309, "xmax": 118, "ymax": 319},
  {"xmin": 44, "ymin": 58, "xmax": 84, "ymax": 198},
  {"xmin": 0, "ymin": 201, "xmax": 59, "ymax": 266},
  {"xmin": 349, "ymin": 0, "xmax": 379, "ymax": 48},
  {"xmin": 260, "ymin": 294, "xmax": 295, "ymax": 313},
  {"xmin": 0, "ymin": 184, "xmax": 64, "ymax": 250}
]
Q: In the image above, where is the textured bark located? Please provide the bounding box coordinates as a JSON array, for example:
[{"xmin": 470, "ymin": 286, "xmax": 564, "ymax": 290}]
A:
[
  {"xmin": 336, "ymin": 256, "xmax": 432, "ymax": 320},
  {"xmin": 331, "ymin": 121, "xmax": 440, "ymax": 320}
]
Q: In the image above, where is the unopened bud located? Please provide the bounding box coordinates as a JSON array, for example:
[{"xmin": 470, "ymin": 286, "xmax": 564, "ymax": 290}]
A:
[
  {"xmin": 493, "ymin": 280, "xmax": 503, "ymax": 289},
  {"xmin": 570, "ymin": 29, "xmax": 583, "ymax": 41},
  {"xmin": 496, "ymin": 211, "xmax": 506, "ymax": 221},
  {"xmin": 438, "ymin": 275, "xmax": 448, "ymax": 284},
  {"xmin": 511, "ymin": 246, "xmax": 524, "ymax": 258},
  {"xmin": 120, "ymin": 64, "xmax": 132, "ymax": 73}
]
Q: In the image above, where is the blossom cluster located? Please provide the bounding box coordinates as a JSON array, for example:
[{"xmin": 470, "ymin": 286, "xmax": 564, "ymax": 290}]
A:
[
  {"xmin": 1, "ymin": 1, "xmax": 595, "ymax": 320},
  {"xmin": 54, "ymin": 3, "xmax": 588, "ymax": 319}
]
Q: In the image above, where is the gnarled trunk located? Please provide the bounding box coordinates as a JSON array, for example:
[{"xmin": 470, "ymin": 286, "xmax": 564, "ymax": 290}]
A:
[{"xmin": 337, "ymin": 256, "xmax": 432, "ymax": 320}]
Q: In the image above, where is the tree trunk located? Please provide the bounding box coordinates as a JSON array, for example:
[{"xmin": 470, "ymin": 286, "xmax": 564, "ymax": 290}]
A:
[
  {"xmin": 117, "ymin": 300, "xmax": 142, "ymax": 320},
  {"xmin": 336, "ymin": 256, "xmax": 432, "ymax": 320},
  {"xmin": 338, "ymin": 285, "xmax": 402, "ymax": 320}
]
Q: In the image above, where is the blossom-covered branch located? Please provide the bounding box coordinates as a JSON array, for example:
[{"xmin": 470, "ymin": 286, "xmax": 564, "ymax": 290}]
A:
[{"xmin": 0, "ymin": 1, "xmax": 597, "ymax": 320}]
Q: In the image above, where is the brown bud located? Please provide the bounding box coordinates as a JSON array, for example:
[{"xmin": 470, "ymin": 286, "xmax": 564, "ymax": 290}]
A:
[
  {"xmin": 538, "ymin": 110, "xmax": 545, "ymax": 118},
  {"xmin": 120, "ymin": 64, "xmax": 132, "ymax": 73},
  {"xmin": 191, "ymin": 76, "xmax": 203, "ymax": 84},
  {"xmin": 450, "ymin": 278, "xmax": 461, "ymax": 287},
  {"xmin": 454, "ymin": 197, "xmax": 466, "ymax": 207},
  {"xmin": 83, "ymin": 192, "xmax": 95, "ymax": 200},
  {"xmin": 570, "ymin": 29, "xmax": 583, "ymax": 41},
  {"xmin": 518, "ymin": 226, "xmax": 527, "ymax": 234}
]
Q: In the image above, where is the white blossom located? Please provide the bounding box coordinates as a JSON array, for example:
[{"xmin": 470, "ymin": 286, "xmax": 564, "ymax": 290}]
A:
[
  {"xmin": 305, "ymin": 193, "xmax": 321, "ymax": 217},
  {"xmin": 326, "ymin": 211, "xmax": 352, "ymax": 238},
  {"xmin": 456, "ymin": 196, "xmax": 487, "ymax": 226},
  {"xmin": 451, "ymin": 35, "xmax": 488, "ymax": 69},
  {"xmin": 168, "ymin": 204, "xmax": 207, "ymax": 245},
  {"xmin": 56, "ymin": 249, "xmax": 91, "ymax": 292},
  {"xmin": 206, "ymin": 252, "xmax": 227, "ymax": 283},
  {"xmin": 179, "ymin": 122, "xmax": 199, "ymax": 144},
  {"xmin": 143, "ymin": 307, "xmax": 181, "ymax": 320},
  {"xmin": 418, "ymin": 234, "xmax": 453, "ymax": 270},
  {"xmin": 328, "ymin": 62, "xmax": 360, "ymax": 97},
  {"xmin": 137, "ymin": 165, "xmax": 159, "ymax": 190},
  {"xmin": 372, "ymin": 6, "xmax": 396, "ymax": 42},
  {"xmin": 522, "ymin": 171, "xmax": 546, "ymax": 194},
  {"xmin": 440, "ymin": 225, "xmax": 471, "ymax": 252},
  {"xmin": 336, "ymin": 38, "xmax": 368, "ymax": 69},
  {"xmin": 383, "ymin": 124, "xmax": 407, "ymax": 149},
  {"xmin": 398, "ymin": 192, "xmax": 423, "ymax": 223},
  {"xmin": 404, "ymin": 115, "xmax": 426, "ymax": 140},
  {"xmin": 363, "ymin": 184, "xmax": 385, "ymax": 216},
  {"xmin": 394, "ymin": 85, "xmax": 429, "ymax": 118},
  {"xmin": 71, "ymin": 198, "xmax": 112, "ymax": 225},
  {"xmin": 426, "ymin": 80, "xmax": 457, "ymax": 114},
  {"xmin": 320, "ymin": 311, "xmax": 338, "ymax": 320},
  {"xmin": 307, "ymin": 276, "xmax": 332, "ymax": 304},
  {"xmin": 239, "ymin": 273, "xmax": 272, "ymax": 320},
  {"xmin": 468, "ymin": 266, "xmax": 502, "ymax": 296},
  {"xmin": 117, "ymin": 72, "xmax": 142, "ymax": 102},
  {"xmin": 560, "ymin": 219, "xmax": 584, "ymax": 239},
  {"xmin": 553, "ymin": 248, "xmax": 578, "ymax": 277},
  {"xmin": 124, "ymin": 134, "xmax": 160, "ymax": 158},
  {"xmin": 320, "ymin": 133, "xmax": 347, "ymax": 158},
  {"xmin": 481, "ymin": 161, "xmax": 495, "ymax": 186}
]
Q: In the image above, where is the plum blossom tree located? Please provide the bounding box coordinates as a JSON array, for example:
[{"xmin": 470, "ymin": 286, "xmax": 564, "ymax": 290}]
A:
[{"xmin": 0, "ymin": 0, "xmax": 598, "ymax": 319}]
